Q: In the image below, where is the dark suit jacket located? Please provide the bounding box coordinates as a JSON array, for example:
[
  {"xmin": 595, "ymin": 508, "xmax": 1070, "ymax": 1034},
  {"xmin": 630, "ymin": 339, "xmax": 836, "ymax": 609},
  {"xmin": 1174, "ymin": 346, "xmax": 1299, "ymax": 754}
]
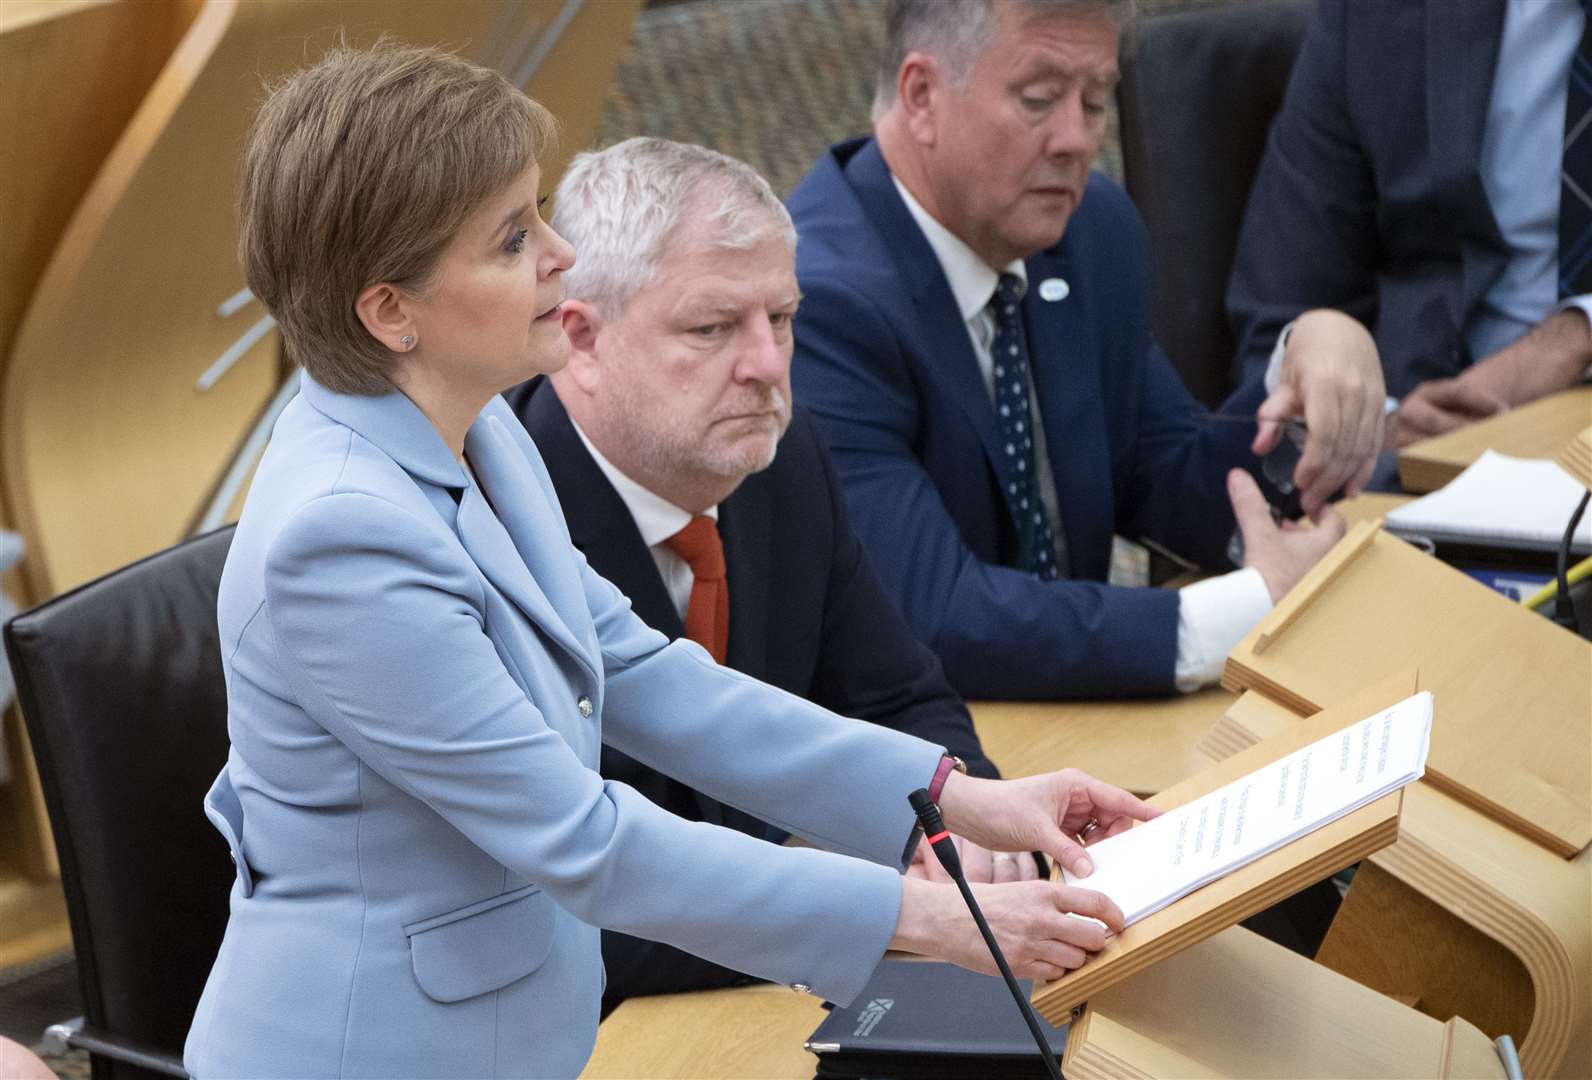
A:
[
  {"xmin": 788, "ymin": 137, "xmax": 1281, "ymax": 701},
  {"xmin": 1227, "ymin": 0, "xmax": 1511, "ymax": 396},
  {"xmin": 507, "ymin": 377, "xmax": 996, "ymax": 1007}
]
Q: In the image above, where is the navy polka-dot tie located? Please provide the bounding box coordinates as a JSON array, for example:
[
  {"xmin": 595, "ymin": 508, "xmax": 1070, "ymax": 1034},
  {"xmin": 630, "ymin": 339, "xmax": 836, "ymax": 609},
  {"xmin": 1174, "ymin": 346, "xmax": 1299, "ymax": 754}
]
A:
[
  {"xmin": 988, "ymin": 273, "xmax": 1058, "ymax": 581},
  {"xmin": 1561, "ymin": 0, "xmax": 1592, "ymax": 297}
]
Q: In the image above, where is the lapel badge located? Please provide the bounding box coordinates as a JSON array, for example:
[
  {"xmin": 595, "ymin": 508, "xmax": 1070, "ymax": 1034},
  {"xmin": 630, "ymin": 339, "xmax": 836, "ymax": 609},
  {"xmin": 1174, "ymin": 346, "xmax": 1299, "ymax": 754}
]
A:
[{"xmin": 1038, "ymin": 277, "xmax": 1070, "ymax": 302}]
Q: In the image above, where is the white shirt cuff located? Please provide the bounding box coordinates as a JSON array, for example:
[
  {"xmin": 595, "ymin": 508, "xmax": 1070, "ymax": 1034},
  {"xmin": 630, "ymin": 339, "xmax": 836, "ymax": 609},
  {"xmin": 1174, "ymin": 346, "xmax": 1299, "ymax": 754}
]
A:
[
  {"xmin": 1556, "ymin": 294, "xmax": 1592, "ymax": 325},
  {"xmin": 1262, "ymin": 321, "xmax": 1296, "ymax": 394},
  {"xmin": 1172, "ymin": 568, "xmax": 1273, "ymax": 693}
]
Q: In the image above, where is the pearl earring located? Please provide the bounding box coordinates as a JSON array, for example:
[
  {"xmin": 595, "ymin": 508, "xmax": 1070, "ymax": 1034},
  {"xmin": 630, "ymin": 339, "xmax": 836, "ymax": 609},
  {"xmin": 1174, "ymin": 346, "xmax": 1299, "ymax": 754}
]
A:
[{"xmin": 400, "ymin": 335, "xmax": 414, "ymax": 349}]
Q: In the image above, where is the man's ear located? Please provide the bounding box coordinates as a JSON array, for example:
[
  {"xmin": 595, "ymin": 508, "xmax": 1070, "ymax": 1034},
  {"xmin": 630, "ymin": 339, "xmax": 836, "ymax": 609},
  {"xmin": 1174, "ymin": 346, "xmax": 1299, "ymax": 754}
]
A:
[
  {"xmin": 557, "ymin": 299, "xmax": 606, "ymax": 395},
  {"xmin": 354, "ymin": 282, "xmax": 415, "ymax": 353},
  {"xmin": 897, "ymin": 52, "xmax": 942, "ymax": 147}
]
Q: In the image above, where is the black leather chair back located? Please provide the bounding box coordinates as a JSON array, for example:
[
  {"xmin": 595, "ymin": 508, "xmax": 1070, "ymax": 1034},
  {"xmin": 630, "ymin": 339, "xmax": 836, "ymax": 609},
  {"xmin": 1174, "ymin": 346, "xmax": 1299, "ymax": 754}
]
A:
[
  {"xmin": 4, "ymin": 526, "xmax": 236, "ymax": 1080},
  {"xmin": 1116, "ymin": 0, "xmax": 1311, "ymax": 407}
]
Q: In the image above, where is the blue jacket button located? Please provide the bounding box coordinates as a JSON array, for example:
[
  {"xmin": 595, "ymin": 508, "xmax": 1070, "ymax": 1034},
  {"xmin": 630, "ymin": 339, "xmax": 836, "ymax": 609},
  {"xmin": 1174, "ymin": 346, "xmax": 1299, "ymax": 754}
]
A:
[{"xmin": 578, "ymin": 696, "xmax": 593, "ymax": 718}]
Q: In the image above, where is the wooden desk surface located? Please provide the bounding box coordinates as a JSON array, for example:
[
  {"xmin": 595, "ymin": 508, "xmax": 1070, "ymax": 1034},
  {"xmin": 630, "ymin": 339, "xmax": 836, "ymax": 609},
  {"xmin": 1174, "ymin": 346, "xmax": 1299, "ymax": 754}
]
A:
[
  {"xmin": 1398, "ymin": 386, "xmax": 1592, "ymax": 493},
  {"xmin": 582, "ymin": 984, "xmax": 825, "ymax": 1079},
  {"xmin": 971, "ymin": 688, "xmax": 1229, "ymax": 796}
]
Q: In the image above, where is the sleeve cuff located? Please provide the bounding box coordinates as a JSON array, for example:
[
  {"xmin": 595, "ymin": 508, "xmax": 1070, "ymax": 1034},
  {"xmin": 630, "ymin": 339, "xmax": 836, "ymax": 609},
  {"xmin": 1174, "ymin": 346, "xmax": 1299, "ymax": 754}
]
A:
[
  {"xmin": 1172, "ymin": 568, "xmax": 1273, "ymax": 692},
  {"xmin": 1262, "ymin": 320, "xmax": 1297, "ymax": 395},
  {"xmin": 1555, "ymin": 294, "xmax": 1592, "ymax": 325}
]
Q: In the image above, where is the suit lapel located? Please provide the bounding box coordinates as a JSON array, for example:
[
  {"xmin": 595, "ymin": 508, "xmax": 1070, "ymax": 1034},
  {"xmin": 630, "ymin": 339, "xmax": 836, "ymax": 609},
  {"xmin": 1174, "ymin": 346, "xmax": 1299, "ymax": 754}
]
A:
[
  {"xmin": 517, "ymin": 383, "xmax": 685, "ymax": 639},
  {"xmin": 461, "ymin": 415, "xmax": 599, "ymax": 686},
  {"xmin": 717, "ymin": 483, "xmax": 769, "ymax": 679},
  {"xmin": 1423, "ymin": 0, "xmax": 1504, "ymax": 177},
  {"xmin": 843, "ymin": 140, "xmax": 1019, "ymax": 506},
  {"xmin": 299, "ymin": 374, "xmax": 600, "ymax": 684},
  {"xmin": 513, "ymin": 379, "xmax": 733, "ymax": 829}
]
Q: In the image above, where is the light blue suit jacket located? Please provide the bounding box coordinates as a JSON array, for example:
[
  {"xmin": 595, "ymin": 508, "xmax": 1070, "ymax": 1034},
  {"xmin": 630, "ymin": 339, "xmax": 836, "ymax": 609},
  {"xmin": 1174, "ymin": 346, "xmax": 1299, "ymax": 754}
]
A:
[{"xmin": 183, "ymin": 373, "xmax": 942, "ymax": 1079}]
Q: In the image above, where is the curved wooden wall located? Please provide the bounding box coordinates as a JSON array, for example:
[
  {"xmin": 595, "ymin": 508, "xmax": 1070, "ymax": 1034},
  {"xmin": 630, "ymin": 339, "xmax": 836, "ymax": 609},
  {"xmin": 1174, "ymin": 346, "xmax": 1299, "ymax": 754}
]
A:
[
  {"xmin": 0, "ymin": 0, "xmax": 202, "ymax": 608},
  {"xmin": 3, "ymin": 0, "xmax": 639, "ymax": 601}
]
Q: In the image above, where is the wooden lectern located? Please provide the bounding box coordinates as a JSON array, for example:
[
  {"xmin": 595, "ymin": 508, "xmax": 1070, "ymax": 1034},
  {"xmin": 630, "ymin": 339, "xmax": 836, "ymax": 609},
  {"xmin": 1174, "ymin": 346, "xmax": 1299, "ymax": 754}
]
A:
[
  {"xmin": 1030, "ymin": 674, "xmax": 1414, "ymax": 1023},
  {"xmin": 1212, "ymin": 523, "xmax": 1592, "ymax": 1078},
  {"xmin": 1064, "ymin": 925, "xmax": 1505, "ymax": 1080},
  {"xmin": 1224, "ymin": 522, "xmax": 1590, "ymax": 857}
]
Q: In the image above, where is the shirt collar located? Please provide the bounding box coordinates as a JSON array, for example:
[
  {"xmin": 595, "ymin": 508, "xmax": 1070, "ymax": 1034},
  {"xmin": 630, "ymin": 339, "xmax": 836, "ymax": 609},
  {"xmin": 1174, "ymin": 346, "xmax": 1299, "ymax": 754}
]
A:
[
  {"xmin": 891, "ymin": 174, "xmax": 1028, "ymax": 323},
  {"xmin": 569, "ymin": 418, "xmax": 717, "ymax": 548}
]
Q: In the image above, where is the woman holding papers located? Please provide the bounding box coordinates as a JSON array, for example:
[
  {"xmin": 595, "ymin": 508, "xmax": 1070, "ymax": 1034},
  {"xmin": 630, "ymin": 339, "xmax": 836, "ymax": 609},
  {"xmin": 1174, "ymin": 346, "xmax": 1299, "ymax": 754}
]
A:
[{"xmin": 182, "ymin": 44, "xmax": 1156, "ymax": 1079}]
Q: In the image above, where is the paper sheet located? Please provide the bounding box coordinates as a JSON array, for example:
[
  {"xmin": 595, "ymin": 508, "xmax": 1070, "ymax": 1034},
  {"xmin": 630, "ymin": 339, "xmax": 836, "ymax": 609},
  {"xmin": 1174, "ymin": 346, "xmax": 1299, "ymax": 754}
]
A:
[{"xmin": 1064, "ymin": 692, "xmax": 1433, "ymax": 925}]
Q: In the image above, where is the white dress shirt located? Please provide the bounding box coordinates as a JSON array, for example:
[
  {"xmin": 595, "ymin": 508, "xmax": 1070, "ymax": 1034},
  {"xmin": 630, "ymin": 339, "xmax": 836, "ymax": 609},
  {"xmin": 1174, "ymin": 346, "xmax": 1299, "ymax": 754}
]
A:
[
  {"xmin": 892, "ymin": 177, "xmax": 1270, "ymax": 692},
  {"xmin": 571, "ymin": 419, "xmax": 715, "ymax": 623},
  {"xmin": 1472, "ymin": 0, "xmax": 1592, "ymax": 359}
]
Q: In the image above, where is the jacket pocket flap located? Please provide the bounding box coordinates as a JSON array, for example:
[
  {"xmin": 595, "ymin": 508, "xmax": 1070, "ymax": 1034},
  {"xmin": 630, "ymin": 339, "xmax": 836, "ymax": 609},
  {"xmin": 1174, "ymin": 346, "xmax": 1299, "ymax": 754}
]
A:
[
  {"xmin": 202, "ymin": 768, "xmax": 254, "ymax": 898},
  {"xmin": 404, "ymin": 885, "xmax": 554, "ymax": 1003}
]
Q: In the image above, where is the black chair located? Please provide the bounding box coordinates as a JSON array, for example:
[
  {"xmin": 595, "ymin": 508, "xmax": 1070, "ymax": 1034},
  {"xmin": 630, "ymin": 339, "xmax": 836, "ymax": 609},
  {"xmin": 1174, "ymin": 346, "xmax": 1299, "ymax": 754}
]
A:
[
  {"xmin": 4, "ymin": 526, "xmax": 236, "ymax": 1080},
  {"xmin": 1116, "ymin": 0, "xmax": 1312, "ymax": 408}
]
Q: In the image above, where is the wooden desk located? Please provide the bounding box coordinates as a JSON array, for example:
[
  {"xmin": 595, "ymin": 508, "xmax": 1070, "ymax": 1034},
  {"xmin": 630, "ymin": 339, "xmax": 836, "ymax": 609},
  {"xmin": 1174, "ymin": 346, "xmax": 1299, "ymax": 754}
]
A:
[
  {"xmin": 970, "ymin": 688, "xmax": 1231, "ymax": 796},
  {"xmin": 1399, "ymin": 386, "xmax": 1592, "ymax": 493},
  {"xmin": 582, "ymin": 984, "xmax": 823, "ymax": 1079}
]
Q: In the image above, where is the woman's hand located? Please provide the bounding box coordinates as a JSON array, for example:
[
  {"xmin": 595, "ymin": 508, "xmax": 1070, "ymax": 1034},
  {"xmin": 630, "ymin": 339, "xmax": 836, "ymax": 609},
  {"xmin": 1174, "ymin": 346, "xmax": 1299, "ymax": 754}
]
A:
[
  {"xmin": 891, "ymin": 876, "xmax": 1123, "ymax": 982},
  {"xmin": 906, "ymin": 834, "xmax": 1040, "ymax": 883},
  {"xmin": 936, "ymin": 768, "xmax": 1159, "ymax": 878}
]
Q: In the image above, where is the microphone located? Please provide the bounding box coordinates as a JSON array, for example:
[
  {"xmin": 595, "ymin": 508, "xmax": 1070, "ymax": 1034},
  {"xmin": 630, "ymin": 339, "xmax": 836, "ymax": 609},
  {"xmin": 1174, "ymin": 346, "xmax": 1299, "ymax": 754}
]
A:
[{"xmin": 909, "ymin": 788, "xmax": 1064, "ymax": 1080}]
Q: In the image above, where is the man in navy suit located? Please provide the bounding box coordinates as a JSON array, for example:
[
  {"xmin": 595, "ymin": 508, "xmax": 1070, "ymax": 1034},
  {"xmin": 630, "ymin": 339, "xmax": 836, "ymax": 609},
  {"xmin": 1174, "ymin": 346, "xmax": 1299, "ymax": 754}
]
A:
[
  {"xmin": 788, "ymin": 0, "xmax": 1390, "ymax": 701},
  {"xmin": 1229, "ymin": 0, "xmax": 1592, "ymax": 448},
  {"xmin": 508, "ymin": 137, "xmax": 1021, "ymax": 1013}
]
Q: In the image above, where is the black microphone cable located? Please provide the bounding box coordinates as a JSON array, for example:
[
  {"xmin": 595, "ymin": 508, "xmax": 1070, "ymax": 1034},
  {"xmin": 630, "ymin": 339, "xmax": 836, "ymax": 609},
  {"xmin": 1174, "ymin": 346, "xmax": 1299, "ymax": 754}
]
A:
[
  {"xmin": 1553, "ymin": 491, "xmax": 1590, "ymax": 634},
  {"xmin": 908, "ymin": 788, "xmax": 1064, "ymax": 1080}
]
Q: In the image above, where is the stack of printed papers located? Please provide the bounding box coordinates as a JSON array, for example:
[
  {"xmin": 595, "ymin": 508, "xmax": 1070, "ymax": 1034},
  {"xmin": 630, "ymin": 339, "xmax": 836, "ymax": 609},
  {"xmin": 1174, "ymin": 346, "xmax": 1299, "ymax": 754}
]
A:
[{"xmin": 1064, "ymin": 692, "xmax": 1433, "ymax": 926}]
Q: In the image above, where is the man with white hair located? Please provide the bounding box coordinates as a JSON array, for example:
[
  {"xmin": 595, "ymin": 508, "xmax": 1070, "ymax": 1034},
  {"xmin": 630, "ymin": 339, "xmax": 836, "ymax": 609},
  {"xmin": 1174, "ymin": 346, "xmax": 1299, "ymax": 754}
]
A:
[
  {"xmin": 787, "ymin": 0, "xmax": 1390, "ymax": 701},
  {"xmin": 505, "ymin": 137, "xmax": 1020, "ymax": 1013}
]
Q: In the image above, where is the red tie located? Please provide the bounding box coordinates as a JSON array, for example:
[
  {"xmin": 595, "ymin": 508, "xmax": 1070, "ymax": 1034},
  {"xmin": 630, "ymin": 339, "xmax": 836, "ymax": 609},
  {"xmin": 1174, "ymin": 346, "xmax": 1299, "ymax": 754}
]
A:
[{"xmin": 663, "ymin": 515, "xmax": 729, "ymax": 664}]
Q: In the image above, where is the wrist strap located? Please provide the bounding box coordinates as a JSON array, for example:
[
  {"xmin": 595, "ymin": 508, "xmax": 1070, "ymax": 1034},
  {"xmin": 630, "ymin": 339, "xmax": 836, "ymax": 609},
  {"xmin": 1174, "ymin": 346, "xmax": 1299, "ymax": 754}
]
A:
[{"xmin": 927, "ymin": 754, "xmax": 959, "ymax": 803}]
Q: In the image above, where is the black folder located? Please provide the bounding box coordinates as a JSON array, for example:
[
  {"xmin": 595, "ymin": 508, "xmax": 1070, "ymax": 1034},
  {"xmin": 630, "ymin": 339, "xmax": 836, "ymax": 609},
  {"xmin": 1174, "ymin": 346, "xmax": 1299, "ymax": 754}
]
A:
[{"xmin": 803, "ymin": 959, "xmax": 1068, "ymax": 1078}]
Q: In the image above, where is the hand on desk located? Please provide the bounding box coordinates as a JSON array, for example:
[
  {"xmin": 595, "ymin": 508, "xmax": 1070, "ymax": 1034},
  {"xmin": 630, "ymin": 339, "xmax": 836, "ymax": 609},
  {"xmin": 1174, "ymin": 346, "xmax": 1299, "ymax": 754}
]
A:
[
  {"xmin": 1389, "ymin": 307, "xmax": 1591, "ymax": 447},
  {"xmin": 1391, "ymin": 376, "xmax": 1506, "ymax": 448}
]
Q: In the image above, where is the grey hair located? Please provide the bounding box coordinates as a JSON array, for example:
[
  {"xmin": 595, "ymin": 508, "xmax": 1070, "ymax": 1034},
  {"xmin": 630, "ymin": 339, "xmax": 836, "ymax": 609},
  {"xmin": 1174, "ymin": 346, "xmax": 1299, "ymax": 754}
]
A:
[
  {"xmin": 873, "ymin": 0, "xmax": 1134, "ymax": 113},
  {"xmin": 550, "ymin": 136, "xmax": 796, "ymax": 317}
]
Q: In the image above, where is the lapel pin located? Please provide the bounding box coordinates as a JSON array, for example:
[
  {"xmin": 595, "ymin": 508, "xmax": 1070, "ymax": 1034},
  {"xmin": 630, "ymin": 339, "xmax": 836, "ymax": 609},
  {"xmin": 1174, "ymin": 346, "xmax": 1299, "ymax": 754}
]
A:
[{"xmin": 1038, "ymin": 277, "xmax": 1069, "ymax": 302}]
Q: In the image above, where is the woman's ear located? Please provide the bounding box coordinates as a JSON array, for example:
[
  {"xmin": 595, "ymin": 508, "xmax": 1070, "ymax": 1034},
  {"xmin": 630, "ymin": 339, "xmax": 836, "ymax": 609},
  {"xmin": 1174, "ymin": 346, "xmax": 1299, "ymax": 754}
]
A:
[{"xmin": 354, "ymin": 282, "xmax": 417, "ymax": 353}]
